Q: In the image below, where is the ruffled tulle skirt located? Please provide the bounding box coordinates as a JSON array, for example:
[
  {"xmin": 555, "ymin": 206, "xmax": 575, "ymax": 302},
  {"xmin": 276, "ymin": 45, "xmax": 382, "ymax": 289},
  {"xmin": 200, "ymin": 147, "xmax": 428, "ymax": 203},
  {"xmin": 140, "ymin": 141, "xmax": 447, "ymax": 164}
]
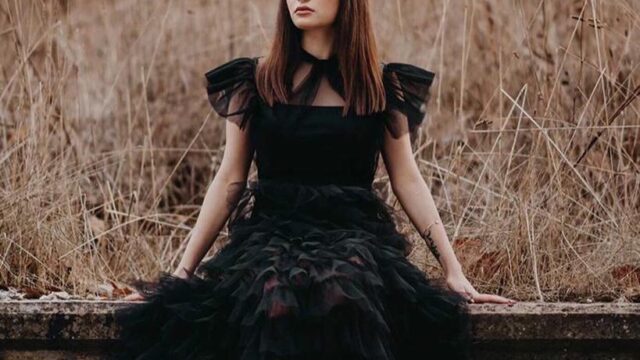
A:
[{"xmin": 113, "ymin": 179, "xmax": 472, "ymax": 360}]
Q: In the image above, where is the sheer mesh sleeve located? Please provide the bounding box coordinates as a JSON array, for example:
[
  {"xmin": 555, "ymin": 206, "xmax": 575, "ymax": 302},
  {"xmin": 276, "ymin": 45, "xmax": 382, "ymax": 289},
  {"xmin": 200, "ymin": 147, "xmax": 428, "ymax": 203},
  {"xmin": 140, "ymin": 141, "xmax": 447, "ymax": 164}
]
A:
[
  {"xmin": 381, "ymin": 62, "xmax": 436, "ymax": 139},
  {"xmin": 204, "ymin": 56, "xmax": 261, "ymax": 130}
]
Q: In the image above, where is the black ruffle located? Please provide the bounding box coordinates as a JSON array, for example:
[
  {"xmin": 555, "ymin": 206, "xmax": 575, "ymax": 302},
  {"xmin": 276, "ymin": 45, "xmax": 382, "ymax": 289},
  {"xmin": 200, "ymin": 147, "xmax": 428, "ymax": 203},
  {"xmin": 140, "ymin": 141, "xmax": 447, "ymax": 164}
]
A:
[
  {"xmin": 381, "ymin": 62, "xmax": 436, "ymax": 139},
  {"xmin": 114, "ymin": 179, "xmax": 472, "ymax": 360},
  {"xmin": 204, "ymin": 57, "xmax": 261, "ymax": 131},
  {"xmin": 204, "ymin": 56, "xmax": 435, "ymax": 139}
]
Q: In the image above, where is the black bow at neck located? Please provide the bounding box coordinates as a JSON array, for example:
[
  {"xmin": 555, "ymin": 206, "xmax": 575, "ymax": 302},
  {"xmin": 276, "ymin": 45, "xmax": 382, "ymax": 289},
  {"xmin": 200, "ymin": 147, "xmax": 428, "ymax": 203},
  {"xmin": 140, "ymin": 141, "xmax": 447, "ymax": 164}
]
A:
[
  {"xmin": 300, "ymin": 47, "xmax": 338, "ymax": 65},
  {"xmin": 290, "ymin": 47, "xmax": 345, "ymax": 104}
]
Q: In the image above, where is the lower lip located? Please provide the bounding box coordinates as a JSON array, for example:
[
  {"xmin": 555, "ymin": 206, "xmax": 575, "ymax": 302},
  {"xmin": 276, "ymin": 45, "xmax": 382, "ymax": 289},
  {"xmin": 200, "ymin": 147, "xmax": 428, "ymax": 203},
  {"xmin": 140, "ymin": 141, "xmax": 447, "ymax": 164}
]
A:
[{"xmin": 296, "ymin": 9, "xmax": 313, "ymax": 15}]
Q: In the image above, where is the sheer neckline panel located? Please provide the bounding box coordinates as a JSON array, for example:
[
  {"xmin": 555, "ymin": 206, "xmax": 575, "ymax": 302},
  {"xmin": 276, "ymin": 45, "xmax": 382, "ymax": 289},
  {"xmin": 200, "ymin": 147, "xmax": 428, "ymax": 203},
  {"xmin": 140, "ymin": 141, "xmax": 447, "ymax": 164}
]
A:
[{"xmin": 287, "ymin": 48, "xmax": 346, "ymax": 109}]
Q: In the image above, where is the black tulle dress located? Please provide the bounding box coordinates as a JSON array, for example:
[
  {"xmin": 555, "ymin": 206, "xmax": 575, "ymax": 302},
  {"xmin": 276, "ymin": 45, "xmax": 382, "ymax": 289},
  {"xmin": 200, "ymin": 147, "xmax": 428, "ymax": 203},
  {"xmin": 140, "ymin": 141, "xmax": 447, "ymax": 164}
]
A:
[{"xmin": 114, "ymin": 48, "xmax": 472, "ymax": 360}]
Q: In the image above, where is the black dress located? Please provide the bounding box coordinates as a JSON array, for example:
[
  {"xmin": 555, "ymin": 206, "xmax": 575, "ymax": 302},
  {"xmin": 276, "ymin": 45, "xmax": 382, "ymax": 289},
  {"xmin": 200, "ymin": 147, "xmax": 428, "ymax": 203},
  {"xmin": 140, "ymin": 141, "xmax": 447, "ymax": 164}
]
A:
[{"xmin": 114, "ymin": 48, "xmax": 472, "ymax": 360}]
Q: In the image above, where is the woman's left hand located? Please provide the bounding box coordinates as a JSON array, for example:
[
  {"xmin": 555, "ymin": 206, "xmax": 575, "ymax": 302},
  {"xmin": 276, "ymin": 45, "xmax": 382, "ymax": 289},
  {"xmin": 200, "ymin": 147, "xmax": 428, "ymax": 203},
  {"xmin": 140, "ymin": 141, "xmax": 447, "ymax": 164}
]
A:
[{"xmin": 445, "ymin": 272, "xmax": 517, "ymax": 305}]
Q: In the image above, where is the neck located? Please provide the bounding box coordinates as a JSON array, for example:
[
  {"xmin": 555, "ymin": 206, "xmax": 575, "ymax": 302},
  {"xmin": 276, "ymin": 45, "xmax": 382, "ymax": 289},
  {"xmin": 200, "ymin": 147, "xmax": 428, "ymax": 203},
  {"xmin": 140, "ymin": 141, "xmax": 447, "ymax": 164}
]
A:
[{"xmin": 300, "ymin": 28, "xmax": 335, "ymax": 60}]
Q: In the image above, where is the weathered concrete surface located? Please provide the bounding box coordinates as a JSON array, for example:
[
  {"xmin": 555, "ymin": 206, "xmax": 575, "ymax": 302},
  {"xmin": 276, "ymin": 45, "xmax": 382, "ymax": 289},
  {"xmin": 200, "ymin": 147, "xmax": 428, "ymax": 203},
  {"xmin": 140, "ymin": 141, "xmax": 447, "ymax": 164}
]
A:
[
  {"xmin": 0, "ymin": 300, "xmax": 639, "ymax": 359},
  {"xmin": 469, "ymin": 302, "xmax": 640, "ymax": 359}
]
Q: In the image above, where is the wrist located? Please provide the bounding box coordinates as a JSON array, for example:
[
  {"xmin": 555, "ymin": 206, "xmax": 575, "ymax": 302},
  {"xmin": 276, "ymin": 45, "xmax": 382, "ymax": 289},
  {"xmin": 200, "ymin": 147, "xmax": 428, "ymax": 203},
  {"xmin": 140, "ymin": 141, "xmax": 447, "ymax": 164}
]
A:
[
  {"xmin": 173, "ymin": 265, "xmax": 195, "ymax": 279},
  {"xmin": 444, "ymin": 262, "xmax": 464, "ymax": 278}
]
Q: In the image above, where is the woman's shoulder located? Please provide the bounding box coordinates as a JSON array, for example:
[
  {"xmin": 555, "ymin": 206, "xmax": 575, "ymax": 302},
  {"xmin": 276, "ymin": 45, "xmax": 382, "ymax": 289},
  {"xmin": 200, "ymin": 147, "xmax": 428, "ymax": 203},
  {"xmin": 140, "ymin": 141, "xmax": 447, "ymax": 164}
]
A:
[
  {"xmin": 379, "ymin": 60, "xmax": 437, "ymax": 139},
  {"xmin": 204, "ymin": 56, "xmax": 263, "ymax": 85},
  {"xmin": 204, "ymin": 55, "xmax": 265, "ymax": 130},
  {"xmin": 380, "ymin": 61, "xmax": 436, "ymax": 88}
]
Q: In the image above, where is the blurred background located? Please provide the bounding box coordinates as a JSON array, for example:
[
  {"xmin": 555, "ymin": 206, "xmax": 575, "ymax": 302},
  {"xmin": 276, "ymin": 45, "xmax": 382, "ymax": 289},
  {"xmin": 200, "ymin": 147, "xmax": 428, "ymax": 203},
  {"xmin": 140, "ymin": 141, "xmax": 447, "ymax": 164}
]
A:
[{"xmin": 0, "ymin": 0, "xmax": 638, "ymax": 302}]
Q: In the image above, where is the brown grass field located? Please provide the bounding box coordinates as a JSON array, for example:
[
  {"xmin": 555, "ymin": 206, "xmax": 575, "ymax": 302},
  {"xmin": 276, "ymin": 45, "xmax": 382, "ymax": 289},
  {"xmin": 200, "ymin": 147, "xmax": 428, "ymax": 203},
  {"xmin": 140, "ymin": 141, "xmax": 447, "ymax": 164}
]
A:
[{"xmin": 0, "ymin": 0, "xmax": 639, "ymax": 302}]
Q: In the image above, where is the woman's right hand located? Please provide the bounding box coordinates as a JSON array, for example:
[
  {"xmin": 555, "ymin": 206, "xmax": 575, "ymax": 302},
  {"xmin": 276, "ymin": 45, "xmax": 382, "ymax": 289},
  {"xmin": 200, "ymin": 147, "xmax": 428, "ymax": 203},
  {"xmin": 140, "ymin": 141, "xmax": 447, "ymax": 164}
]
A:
[
  {"xmin": 122, "ymin": 267, "xmax": 193, "ymax": 301},
  {"xmin": 123, "ymin": 291, "xmax": 145, "ymax": 301}
]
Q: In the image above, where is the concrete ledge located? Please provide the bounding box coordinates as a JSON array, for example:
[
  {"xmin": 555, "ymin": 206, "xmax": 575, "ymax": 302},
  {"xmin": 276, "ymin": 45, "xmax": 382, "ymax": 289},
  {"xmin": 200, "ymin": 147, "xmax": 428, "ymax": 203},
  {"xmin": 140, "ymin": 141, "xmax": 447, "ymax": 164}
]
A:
[{"xmin": 0, "ymin": 301, "xmax": 639, "ymax": 359}]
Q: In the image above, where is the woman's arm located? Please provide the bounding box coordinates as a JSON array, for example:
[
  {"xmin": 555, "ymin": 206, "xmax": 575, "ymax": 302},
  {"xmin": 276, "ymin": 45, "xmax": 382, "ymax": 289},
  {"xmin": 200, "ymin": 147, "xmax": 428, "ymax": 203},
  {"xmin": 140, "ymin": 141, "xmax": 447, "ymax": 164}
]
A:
[
  {"xmin": 380, "ymin": 128, "xmax": 462, "ymax": 277},
  {"xmin": 381, "ymin": 126, "xmax": 516, "ymax": 306},
  {"xmin": 173, "ymin": 113, "xmax": 254, "ymax": 279}
]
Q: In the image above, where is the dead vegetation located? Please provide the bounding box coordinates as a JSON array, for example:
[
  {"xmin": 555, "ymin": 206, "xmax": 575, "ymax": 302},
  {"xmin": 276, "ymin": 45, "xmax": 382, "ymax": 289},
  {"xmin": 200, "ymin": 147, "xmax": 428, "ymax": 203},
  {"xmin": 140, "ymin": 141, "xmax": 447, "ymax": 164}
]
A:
[{"xmin": 0, "ymin": 0, "xmax": 638, "ymax": 302}]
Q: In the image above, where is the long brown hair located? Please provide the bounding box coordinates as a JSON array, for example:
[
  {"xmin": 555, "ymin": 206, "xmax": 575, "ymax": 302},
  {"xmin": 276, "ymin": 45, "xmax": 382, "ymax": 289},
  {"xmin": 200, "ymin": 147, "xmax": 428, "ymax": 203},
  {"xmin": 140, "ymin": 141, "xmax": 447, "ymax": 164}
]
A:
[{"xmin": 255, "ymin": 0, "xmax": 385, "ymax": 117}]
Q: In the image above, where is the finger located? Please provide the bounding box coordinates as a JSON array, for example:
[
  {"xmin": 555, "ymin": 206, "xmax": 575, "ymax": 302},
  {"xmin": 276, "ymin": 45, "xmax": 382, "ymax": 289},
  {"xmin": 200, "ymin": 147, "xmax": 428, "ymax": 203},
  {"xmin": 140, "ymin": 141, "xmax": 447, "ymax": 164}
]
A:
[
  {"xmin": 124, "ymin": 293, "xmax": 144, "ymax": 301},
  {"xmin": 473, "ymin": 293, "xmax": 515, "ymax": 304},
  {"xmin": 494, "ymin": 295, "xmax": 517, "ymax": 304}
]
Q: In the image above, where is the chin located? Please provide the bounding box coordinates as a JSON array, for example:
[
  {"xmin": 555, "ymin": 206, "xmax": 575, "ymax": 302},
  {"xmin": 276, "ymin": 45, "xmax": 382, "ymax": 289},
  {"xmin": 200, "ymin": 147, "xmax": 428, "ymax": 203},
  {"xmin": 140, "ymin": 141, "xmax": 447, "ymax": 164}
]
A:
[
  {"xmin": 295, "ymin": 23, "xmax": 320, "ymax": 30},
  {"xmin": 296, "ymin": 23, "xmax": 327, "ymax": 30},
  {"xmin": 293, "ymin": 20, "xmax": 330, "ymax": 30}
]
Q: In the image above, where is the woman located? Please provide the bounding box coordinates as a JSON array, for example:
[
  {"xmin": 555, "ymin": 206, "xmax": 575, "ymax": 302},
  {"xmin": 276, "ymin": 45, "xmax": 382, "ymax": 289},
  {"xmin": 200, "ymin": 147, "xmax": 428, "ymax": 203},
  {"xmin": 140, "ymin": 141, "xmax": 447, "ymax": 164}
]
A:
[{"xmin": 115, "ymin": 0, "xmax": 516, "ymax": 359}]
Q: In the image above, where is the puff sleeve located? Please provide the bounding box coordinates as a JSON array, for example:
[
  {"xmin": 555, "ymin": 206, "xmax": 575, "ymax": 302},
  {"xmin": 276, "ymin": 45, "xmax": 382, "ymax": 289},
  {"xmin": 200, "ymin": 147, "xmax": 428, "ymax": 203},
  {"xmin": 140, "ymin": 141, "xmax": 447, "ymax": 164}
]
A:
[
  {"xmin": 204, "ymin": 56, "xmax": 261, "ymax": 130},
  {"xmin": 381, "ymin": 62, "xmax": 436, "ymax": 139}
]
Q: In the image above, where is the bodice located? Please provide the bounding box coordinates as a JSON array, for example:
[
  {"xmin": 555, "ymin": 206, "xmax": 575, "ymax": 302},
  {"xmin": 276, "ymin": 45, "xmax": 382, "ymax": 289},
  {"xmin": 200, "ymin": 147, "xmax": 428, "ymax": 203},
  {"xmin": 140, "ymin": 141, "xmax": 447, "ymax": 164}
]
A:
[
  {"xmin": 204, "ymin": 49, "xmax": 436, "ymax": 190},
  {"xmin": 250, "ymin": 102, "xmax": 385, "ymax": 189}
]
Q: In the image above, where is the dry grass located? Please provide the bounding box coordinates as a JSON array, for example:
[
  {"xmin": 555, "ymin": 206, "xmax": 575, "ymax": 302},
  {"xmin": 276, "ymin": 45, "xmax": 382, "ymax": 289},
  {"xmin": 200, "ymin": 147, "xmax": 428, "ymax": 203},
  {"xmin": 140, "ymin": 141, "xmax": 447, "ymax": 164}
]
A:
[{"xmin": 0, "ymin": 0, "xmax": 638, "ymax": 302}]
